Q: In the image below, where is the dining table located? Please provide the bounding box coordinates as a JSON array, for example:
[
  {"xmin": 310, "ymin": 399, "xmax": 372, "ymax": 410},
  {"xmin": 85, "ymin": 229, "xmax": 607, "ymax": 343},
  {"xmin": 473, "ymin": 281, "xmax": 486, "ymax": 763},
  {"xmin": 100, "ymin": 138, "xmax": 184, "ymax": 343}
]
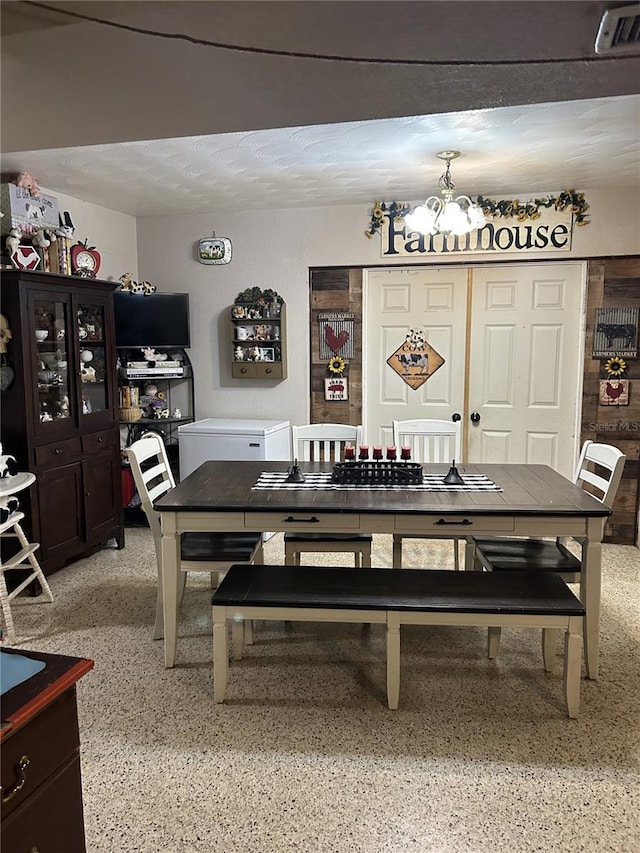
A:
[{"xmin": 155, "ymin": 460, "xmax": 611, "ymax": 676}]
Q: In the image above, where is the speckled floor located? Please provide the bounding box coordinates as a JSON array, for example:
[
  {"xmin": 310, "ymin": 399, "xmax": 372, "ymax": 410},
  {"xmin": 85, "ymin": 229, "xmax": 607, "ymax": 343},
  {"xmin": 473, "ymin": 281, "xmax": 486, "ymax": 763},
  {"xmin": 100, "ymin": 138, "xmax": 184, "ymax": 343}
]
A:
[{"xmin": 9, "ymin": 530, "xmax": 640, "ymax": 852}]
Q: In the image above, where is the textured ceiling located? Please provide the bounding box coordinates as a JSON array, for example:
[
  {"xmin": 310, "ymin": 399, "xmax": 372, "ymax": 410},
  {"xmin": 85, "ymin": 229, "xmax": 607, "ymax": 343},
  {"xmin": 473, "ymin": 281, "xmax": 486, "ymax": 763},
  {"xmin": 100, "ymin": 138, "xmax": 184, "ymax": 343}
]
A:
[
  {"xmin": 2, "ymin": 95, "xmax": 639, "ymax": 216},
  {"xmin": 2, "ymin": 2, "xmax": 639, "ymax": 217}
]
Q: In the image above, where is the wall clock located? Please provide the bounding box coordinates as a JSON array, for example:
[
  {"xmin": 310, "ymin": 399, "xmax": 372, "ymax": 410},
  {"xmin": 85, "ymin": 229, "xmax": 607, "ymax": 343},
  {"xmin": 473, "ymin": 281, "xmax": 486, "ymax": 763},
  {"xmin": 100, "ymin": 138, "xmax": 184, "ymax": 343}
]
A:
[
  {"xmin": 197, "ymin": 233, "xmax": 232, "ymax": 265},
  {"xmin": 71, "ymin": 240, "xmax": 101, "ymax": 278}
]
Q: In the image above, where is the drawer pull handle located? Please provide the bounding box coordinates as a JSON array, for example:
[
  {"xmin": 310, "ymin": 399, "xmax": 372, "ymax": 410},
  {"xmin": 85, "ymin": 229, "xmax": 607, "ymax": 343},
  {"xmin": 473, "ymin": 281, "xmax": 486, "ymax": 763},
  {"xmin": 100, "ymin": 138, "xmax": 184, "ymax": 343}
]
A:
[
  {"xmin": 284, "ymin": 515, "xmax": 320, "ymax": 524},
  {"xmin": 1, "ymin": 754, "xmax": 30, "ymax": 803},
  {"xmin": 435, "ymin": 518, "xmax": 472, "ymax": 526},
  {"xmin": 54, "ymin": 448, "xmax": 62, "ymax": 455},
  {"xmin": 98, "ymin": 436, "xmax": 104, "ymax": 443}
]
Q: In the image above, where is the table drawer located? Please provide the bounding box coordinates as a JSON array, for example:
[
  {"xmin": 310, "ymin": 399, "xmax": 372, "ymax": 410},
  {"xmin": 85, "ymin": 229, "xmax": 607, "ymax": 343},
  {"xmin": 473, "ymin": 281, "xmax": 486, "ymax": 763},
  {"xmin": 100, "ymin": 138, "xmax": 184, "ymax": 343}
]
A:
[
  {"xmin": 394, "ymin": 514, "xmax": 515, "ymax": 535},
  {"xmin": 82, "ymin": 428, "xmax": 118, "ymax": 454},
  {"xmin": 245, "ymin": 511, "xmax": 361, "ymax": 532},
  {"xmin": 35, "ymin": 437, "xmax": 82, "ymax": 468},
  {"xmin": 1, "ymin": 688, "xmax": 79, "ymax": 819}
]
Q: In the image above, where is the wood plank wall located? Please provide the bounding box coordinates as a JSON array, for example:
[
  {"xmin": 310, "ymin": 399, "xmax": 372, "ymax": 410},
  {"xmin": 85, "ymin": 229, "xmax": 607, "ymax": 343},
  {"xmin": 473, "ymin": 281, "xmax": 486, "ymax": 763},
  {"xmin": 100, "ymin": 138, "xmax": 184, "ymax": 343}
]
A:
[
  {"xmin": 310, "ymin": 260, "xmax": 639, "ymax": 545},
  {"xmin": 583, "ymin": 258, "xmax": 639, "ymax": 544},
  {"xmin": 309, "ymin": 268, "xmax": 363, "ymax": 426}
]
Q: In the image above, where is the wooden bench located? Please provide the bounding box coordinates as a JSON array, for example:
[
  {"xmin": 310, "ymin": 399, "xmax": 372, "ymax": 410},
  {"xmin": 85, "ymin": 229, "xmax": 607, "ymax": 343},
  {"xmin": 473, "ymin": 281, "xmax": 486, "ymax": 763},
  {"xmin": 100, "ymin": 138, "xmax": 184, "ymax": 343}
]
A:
[{"xmin": 211, "ymin": 565, "xmax": 586, "ymax": 717}]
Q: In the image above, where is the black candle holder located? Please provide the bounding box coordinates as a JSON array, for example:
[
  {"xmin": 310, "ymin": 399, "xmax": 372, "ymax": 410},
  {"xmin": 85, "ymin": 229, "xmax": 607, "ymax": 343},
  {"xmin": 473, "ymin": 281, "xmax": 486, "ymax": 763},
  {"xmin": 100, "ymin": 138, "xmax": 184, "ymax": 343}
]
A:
[
  {"xmin": 443, "ymin": 460, "xmax": 464, "ymax": 485},
  {"xmin": 285, "ymin": 459, "xmax": 305, "ymax": 483}
]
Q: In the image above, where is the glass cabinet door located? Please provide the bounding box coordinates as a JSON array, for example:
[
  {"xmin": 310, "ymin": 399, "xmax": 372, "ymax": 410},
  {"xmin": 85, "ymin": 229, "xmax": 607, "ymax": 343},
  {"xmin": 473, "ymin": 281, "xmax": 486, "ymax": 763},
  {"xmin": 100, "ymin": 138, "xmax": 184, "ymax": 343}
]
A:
[
  {"xmin": 33, "ymin": 298, "xmax": 73, "ymax": 425},
  {"xmin": 77, "ymin": 301, "xmax": 109, "ymax": 417}
]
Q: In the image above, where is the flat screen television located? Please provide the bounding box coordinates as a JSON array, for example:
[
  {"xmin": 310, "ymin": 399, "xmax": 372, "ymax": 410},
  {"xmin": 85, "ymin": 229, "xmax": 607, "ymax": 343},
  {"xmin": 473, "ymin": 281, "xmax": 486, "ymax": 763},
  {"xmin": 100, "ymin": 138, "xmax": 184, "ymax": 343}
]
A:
[{"xmin": 114, "ymin": 292, "xmax": 191, "ymax": 348}]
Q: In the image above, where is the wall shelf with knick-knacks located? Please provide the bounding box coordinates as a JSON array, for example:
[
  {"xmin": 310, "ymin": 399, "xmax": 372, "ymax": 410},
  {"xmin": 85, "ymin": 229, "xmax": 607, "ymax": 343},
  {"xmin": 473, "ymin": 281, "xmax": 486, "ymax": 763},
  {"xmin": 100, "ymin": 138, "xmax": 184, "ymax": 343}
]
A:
[{"xmin": 231, "ymin": 288, "xmax": 287, "ymax": 379}]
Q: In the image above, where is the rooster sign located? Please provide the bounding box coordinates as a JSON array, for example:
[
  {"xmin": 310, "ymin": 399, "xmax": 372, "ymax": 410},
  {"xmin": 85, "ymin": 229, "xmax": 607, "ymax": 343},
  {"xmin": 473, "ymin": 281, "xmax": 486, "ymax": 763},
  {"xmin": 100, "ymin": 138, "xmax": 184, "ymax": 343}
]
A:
[
  {"xmin": 599, "ymin": 379, "xmax": 629, "ymax": 406},
  {"xmin": 318, "ymin": 312, "xmax": 355, "ymax": 359}
]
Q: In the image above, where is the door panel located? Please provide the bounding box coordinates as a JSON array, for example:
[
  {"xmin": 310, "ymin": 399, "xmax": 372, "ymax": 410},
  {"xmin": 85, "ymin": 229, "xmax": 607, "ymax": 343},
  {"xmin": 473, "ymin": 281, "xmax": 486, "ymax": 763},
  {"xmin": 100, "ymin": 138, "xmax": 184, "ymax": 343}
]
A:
[
  {"xmin": 468, "ymin": 264, "xmax": 585, "ymax": 476},
  {"xmin": 365, "ymin": 267, "xmax": 468, "ymax": 446}
]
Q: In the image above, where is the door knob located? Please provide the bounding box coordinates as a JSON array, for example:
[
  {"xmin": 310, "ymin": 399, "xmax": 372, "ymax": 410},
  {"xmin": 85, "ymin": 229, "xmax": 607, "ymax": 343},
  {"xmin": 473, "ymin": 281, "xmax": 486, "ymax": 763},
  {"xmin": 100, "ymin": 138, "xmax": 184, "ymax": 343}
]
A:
[
  {"xmin": 470, "ymin": 412, "xmax": 481, "ymax": 423},
  {"xmin": 452, "ymin": 413, "xmax": 461, "ymax": 422}
]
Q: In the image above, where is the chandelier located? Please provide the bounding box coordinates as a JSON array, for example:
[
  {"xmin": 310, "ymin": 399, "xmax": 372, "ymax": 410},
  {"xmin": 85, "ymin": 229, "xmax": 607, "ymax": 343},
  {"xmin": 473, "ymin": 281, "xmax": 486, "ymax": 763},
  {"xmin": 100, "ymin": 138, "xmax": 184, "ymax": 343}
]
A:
[{"xmin": 404, "ymin": 150, "xmax": 486, "ymax": 236}]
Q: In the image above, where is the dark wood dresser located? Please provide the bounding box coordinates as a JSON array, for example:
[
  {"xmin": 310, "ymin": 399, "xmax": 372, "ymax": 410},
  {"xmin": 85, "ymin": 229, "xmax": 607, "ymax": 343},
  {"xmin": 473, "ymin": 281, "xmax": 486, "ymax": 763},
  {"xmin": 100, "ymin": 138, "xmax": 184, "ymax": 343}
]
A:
[{"xmin": 1, "ymin": 649, "xmax": 94, "ymax": 852}]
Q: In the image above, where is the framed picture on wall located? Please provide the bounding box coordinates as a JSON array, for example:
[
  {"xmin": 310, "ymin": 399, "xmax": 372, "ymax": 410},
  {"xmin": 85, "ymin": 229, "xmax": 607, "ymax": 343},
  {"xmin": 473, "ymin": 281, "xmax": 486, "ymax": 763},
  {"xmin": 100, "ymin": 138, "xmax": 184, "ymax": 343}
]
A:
[
  {"xmin": 324, "ymin": 376, "xmax": 348, "ymax": 400},
  {"xmin": 197, "ymin": 235, "xmax": 232, "ymax": 265}
]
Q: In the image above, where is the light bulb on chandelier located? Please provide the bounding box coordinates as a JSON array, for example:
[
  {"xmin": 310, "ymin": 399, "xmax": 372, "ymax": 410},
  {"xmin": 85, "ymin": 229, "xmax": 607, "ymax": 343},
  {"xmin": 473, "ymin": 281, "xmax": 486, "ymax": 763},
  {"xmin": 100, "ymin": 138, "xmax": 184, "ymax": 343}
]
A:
[{"xmin": 404, "ymin": 150, "xmax": 486, "ymax": 237}]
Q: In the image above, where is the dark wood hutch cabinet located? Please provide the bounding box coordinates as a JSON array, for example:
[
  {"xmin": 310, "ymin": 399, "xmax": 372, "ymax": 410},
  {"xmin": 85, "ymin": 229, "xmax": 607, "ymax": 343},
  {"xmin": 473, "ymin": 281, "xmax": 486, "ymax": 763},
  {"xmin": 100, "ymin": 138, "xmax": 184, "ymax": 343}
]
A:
[{"xmin": 0, "ymin": 270, "xmax": 124, "ymax": 574}]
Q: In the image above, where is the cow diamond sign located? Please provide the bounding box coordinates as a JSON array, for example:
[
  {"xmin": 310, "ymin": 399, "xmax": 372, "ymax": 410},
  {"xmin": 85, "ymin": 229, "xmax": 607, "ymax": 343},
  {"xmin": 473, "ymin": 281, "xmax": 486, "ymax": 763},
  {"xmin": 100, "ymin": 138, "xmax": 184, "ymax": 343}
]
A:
[{"xmin": 387, "ymin": 330, "xmax": 445, "ymax": 390}]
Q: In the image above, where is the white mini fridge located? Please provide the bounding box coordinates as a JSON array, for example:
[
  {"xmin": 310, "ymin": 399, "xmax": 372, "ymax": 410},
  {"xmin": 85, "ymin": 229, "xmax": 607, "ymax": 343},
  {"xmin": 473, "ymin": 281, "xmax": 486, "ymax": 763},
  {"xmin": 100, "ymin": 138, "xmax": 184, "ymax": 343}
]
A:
[{"xmin": 178, "ymin": 417, "xmax": 291, "ymax": 480}]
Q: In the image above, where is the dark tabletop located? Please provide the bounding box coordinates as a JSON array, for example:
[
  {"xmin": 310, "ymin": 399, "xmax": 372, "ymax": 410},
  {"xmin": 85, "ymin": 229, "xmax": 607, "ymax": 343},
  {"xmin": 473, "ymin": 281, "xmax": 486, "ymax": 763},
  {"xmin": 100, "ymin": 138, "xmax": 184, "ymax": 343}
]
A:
[{"xmin": 155, "ymin": 460, "xmax": 610, "ymax": 518}]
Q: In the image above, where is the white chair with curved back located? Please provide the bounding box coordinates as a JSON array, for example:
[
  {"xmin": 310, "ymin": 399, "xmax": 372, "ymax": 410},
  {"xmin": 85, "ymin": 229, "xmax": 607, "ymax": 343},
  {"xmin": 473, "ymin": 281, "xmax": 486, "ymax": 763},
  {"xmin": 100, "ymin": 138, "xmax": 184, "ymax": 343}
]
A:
[
  {"xmin": 284, "ymin": 423, "xmax": 372, "ymax": 567},
  {"xmin": 469, "ymin": 440, "xmax": 626, "ymax": 582},
  {"xmin": 391, "ymin": 418, "xmax": 462, "ymax": 569},
  {"xmin": 126, "ymin": 434, "xmax": 264, "ymax": 641}
]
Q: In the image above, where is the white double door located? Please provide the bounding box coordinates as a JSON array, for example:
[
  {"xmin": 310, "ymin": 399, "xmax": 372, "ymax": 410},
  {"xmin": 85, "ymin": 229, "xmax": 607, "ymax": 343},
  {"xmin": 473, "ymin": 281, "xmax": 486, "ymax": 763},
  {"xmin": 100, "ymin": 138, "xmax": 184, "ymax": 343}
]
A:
[{"xmin": 364, "ymin": 262, "xmax": 586, "ymax": 477}]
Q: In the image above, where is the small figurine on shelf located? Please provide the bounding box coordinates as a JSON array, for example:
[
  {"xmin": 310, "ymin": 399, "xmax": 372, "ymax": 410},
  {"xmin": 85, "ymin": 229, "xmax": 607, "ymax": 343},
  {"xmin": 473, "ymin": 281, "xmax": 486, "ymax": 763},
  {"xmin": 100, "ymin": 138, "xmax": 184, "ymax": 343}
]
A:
[
  {"xmin": 118, "ymin": 273, "xmax": 157, "ymax": 295},
  {"xmin": 5, "ymin": 228, "xmax": 22, "ymax": 256},
  {"xmin": 55, "ymin": 211, "xmax": 76, "ymax": 239},
  {"xmin": 12, "ymin": 171, "xmax": 40, "ymax": 197},
  {"xmin": 142, "ymin": 347, "xmax": 167, "ymax": 364},
  {"xmin": 32, "ymin": 228, "xmax": 53, "ymax": 250},
  {"xmin": 80, "ymin": 364, "xmax": 97, "ymax": 382},
  {"xmin": 234, "ymin": 346, "xmax": 244, "ymax": 361}
]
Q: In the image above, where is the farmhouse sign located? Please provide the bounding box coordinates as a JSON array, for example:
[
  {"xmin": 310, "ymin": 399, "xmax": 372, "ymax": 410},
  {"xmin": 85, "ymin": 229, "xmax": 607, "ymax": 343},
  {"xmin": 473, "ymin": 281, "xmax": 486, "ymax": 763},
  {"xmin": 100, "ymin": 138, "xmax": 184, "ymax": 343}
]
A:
[{"xmin": 377, "ymin": 204, "xmax": 574, "ymax": 259}]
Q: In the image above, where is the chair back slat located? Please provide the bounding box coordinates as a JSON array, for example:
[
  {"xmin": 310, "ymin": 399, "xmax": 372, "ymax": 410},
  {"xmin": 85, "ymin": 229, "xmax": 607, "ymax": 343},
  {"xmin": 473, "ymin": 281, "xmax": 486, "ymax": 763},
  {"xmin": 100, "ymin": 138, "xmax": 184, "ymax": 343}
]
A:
[
  {"xmin": 126, "ymin": 435, "xmax": 175, "ymax": 562},
  {"xmin": 576, "ymin": 441, "xmax": 626, "ymax": 507},
  {"xmin": 292, "ymin": 423, "xmax": 362, "ymax": 463},
  {"xmin": 392, "ymin": 419, "xmax": 461, "ymax": 464}
]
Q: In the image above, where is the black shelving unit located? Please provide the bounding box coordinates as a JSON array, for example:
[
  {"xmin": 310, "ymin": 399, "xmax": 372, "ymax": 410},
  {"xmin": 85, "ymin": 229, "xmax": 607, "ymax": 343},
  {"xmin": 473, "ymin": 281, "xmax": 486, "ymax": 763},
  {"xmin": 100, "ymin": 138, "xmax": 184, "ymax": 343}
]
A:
[{"xmin": 117, "ymin": 347, "xmax": 194, "ymax": 465}]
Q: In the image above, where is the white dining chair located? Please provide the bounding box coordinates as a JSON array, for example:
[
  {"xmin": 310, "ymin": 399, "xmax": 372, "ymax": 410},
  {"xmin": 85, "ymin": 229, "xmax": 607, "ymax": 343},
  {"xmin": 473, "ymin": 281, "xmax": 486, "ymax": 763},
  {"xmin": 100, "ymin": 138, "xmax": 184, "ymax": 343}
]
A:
[
  {"xmin": 0, "ymin": 472, "xmax": 54, "ymax": 645},
  {"xmin": 469, "ymin": 440, "xmax": 626, "ymax": 582},
  {"xmin": 126, "ymin": 435, "xmax": 264, "ymax": 641},
  {"xmin": 391, "ymin": 418, "xmax": 462, "ymax": 569},
  {"xmin": 284, "ymin": 423, "xmax": 372, "ymax": 567}
]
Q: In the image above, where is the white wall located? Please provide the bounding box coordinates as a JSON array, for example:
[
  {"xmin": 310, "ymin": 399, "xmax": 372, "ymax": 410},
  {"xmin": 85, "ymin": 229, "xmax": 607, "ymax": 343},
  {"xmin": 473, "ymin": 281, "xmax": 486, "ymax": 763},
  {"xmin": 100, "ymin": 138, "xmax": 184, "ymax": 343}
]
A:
[
  {"xmin": 136, "ymin": 186, "xmax": 639, "ymax": 426},
  {"xmin": 41, "ymin": 187, "xmax": 138, "ymax": 282},
  {"xmin": 37, "ymin": 184, "xmax": 637, "ymax": 427}
]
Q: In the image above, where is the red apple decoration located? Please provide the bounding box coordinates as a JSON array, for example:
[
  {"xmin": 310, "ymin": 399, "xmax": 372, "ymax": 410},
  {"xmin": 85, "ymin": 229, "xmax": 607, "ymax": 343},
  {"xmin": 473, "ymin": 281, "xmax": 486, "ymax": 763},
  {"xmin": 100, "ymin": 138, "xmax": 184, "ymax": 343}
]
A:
[{"xmin": 71, "ymin": 239, "xmax": 101, "ymax": 278}]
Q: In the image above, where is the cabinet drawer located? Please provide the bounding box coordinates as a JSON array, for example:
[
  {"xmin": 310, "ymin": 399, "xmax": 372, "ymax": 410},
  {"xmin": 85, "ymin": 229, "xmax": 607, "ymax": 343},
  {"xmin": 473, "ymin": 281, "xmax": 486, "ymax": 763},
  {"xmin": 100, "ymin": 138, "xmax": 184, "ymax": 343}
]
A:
[
  {"xmin": 394, "ymin": 514, "xmax": 515, "ymax": 535},
  {"xmin": 255, "ymin": 363, "xmax": 283, "ymax": 379},
  {"xmin": 232, "ymin": 362, "xmax": 256, "ymax": 379},
  {"xmin": 232, "ymin": 363, "xmax": 284, "ymax": 379},
  {"xmin": 245, "ymin": 511, "xmax": 361, "ymax": 532},
  {"xmin": 35, "ymin": 437, "xmax": 82, "ymax": 468},
  {"xmin": 82, "ymin": 428, "xmax": 118, "ymax": 454},
  {"xmin": 1, "ymin": 688, "xmax": 79, "ymax": 819},
  {"xmin": 1, "ymin": 752, "xmax": 86, "ymax": 853}
]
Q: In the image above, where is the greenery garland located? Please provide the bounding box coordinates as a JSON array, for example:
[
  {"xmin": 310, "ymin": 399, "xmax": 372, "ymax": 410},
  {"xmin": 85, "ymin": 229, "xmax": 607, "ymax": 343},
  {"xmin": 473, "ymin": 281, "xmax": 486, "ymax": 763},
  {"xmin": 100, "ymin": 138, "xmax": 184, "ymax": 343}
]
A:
[{"xmin": 365, "ymin": 191, "xmax": 590, "ymax": 238}]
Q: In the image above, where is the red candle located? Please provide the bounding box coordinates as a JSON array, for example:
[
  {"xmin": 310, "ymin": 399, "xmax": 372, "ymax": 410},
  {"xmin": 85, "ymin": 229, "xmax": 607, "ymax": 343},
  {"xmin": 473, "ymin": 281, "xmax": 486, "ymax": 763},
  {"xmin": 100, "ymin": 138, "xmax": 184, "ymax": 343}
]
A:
[
  {"xmin": 359, "ymin": 445, "xmax": 369, "ymax": 460},
  {"xmin": 386, "ymin": 445, "xmax": 397, "ymax": 460},
  {"xmin": 372, "ymin": 446, "xmax": 383, "ymax": 460},
  {"xmin": 401, "ymin": 445, "xmax": 411, "ymax": 461},
  {"xmin": 344, "ymin": 444, "xmax": 355, "ymax": 460}
]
